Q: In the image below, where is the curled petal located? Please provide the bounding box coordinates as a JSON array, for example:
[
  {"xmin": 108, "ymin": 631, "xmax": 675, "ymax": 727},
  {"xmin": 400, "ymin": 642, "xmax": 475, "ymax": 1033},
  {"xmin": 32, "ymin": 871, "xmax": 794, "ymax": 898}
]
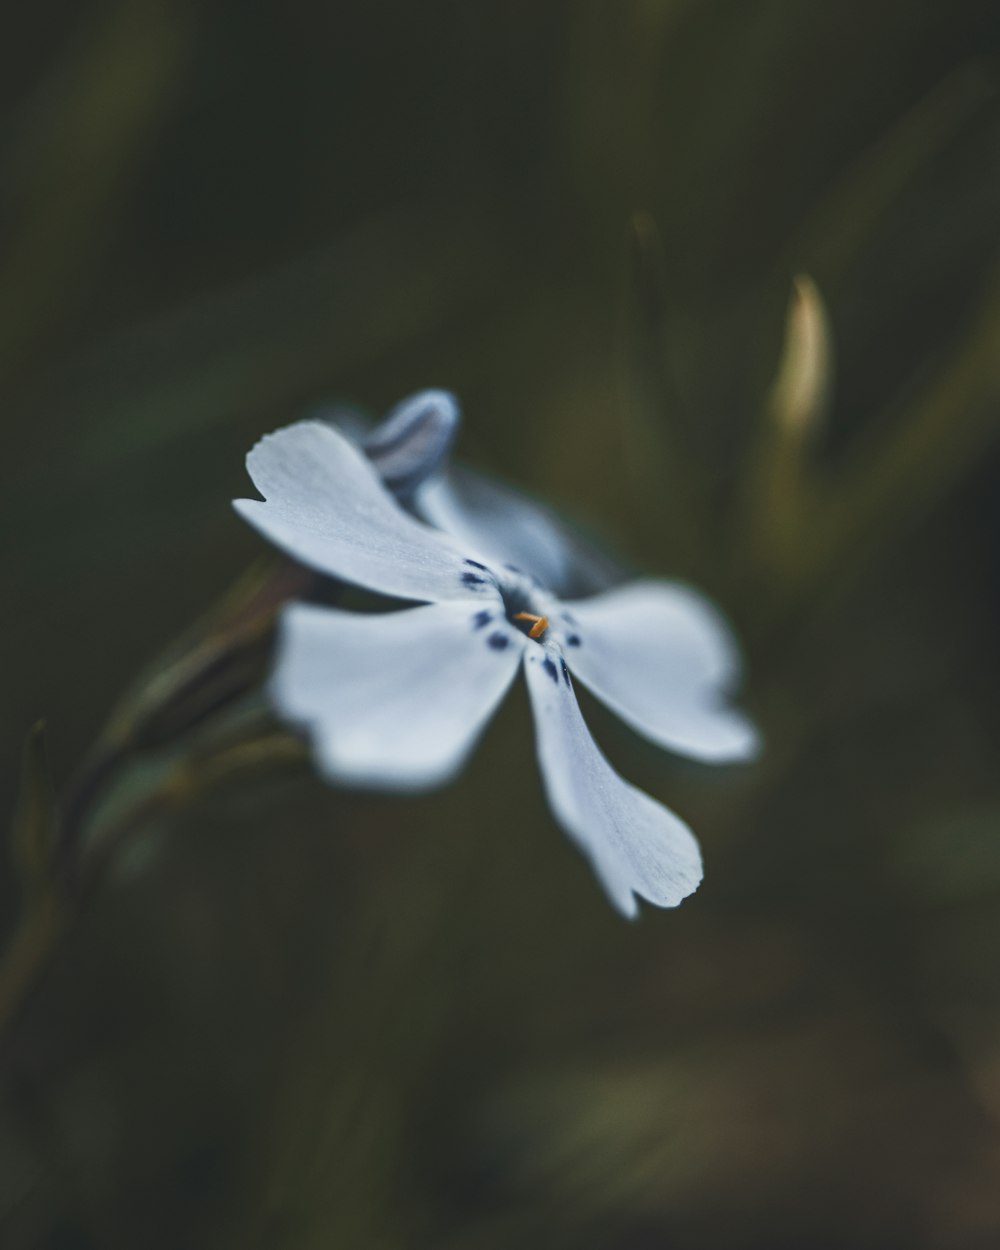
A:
[
  {"xmin": 524, "ymin": 647, "xmax": 702, "ymax": 917},
  {"xmin": 234, "ymin": 421, "xmax": 478, "ymax": 603},
  {"xmin": 363, "ymin": 389, "xmax": 461, "ymax": 497},
  {"xmin": 417, "ymin": 466, "xmax": 623, "ymax": 598},
  {"xmin": 273, "ymin": 600, "xmax": 524, "ymax": 791},
  {"xmin": 564, "ymin": 580, "xmax": 760, "ymax": 763}
]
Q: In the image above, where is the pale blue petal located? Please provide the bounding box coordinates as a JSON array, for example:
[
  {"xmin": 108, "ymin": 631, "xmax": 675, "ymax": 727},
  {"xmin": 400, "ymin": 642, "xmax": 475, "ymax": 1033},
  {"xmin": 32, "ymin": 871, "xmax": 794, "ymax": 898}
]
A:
[
  {"xmin": 523, "ymin": 646, "xmax": 703, "ymax": 916},
  {"xmin": 416, "ymin": 466, "xmax": 623, "ymax": 597},
  {"xmin": 234, "ymin": 421, "xmax": 481, "ymax": 603},
  {"xmin": 362, "ymin": 390, "xmax": 460, "ymax": 497},
  {"xmin": 273, "ymin": 600, "xmax": 524, "ymax": 791},
  {"xmin": 563, "ymin": 580, "xmax": 760, "ymax": 763}
]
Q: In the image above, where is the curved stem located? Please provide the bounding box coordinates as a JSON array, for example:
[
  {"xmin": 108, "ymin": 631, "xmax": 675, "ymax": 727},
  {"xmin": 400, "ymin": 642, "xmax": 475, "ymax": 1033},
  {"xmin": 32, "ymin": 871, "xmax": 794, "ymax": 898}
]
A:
[{"xmin": 0, "ymin": 732, "xmax": 307, "ymax": 1040}]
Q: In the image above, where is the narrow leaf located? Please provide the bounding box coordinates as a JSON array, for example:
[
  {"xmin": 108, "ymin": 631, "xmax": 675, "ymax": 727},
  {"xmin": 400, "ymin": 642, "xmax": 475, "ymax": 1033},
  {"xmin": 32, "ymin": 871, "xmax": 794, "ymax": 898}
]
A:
[{"xmin": 10, "ymin": 721, "xmax": 58, "ymax": 895}]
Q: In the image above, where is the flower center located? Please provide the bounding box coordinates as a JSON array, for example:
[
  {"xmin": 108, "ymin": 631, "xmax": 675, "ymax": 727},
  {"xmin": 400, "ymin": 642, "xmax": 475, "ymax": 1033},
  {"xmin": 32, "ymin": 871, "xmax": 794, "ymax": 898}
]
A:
[
  {"xmin": 462, "ymin": 560, "xmax": 583, "ymax": 651},
  {"xmin": 495, "ymin": 567, "xmax": 558, "ymax": 641},
  {"xmin": 513, "ymin": 611, "xmax": 550, "ymax": 640}
]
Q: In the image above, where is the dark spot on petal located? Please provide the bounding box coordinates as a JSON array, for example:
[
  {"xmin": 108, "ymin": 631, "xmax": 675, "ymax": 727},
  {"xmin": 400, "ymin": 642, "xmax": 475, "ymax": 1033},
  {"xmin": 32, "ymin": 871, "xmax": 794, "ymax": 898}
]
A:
[
  {"xmin": 562, "ymin": 611, "xmax": 579, "ymax": 626},
  {"xmin": 566, "ymin": 633, "xmax": 582, "ymax": 647},
  {"xmin": 505, "ymin": 564, "xmax": 523, "ymax": 574},
  {"xmin": 561, "ymin": 659, "xmax": 571, "ymax": 686},
  {"xmin": 461, "ymin": 572, "xmax": 485, "ymax": 586},
  {"xmin": 542, "ymin": 657, "xmax": 559, "ymax": 684},
  {"xmin": 488, "ymin": 632, "xmax": 509, "ymax": 650},
  {"xmin": 464, "ymin": 559, "xmax": 489, "ymax": 571},
  {"xmin": 472, "ymin": 609, "xmax": 492, "ymax": 629}
]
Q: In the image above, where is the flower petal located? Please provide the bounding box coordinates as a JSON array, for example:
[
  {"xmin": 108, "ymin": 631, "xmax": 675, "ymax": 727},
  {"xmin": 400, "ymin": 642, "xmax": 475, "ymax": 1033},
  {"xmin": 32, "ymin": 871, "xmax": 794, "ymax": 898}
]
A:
[
  {"xmin": 273, "ymin": 600, "xmax": 524, "ymax": 791},
  {"xmin": 563, "ymin": 580, "xmax": 760, "ymax": 763},
  {"xmin": 234, "ymin": 421, "xmax": 478, "ymax": 602},
  {"xmin": 416, "ymin": 466, "xmax": 623, "ymax": 598},
  {"xmin": 523, "ymin": 647, "xmax": 703, "ymax": 916},
  {"xmin": 362, "ymin": 389, "xmax": 460, "ymax": 497}
]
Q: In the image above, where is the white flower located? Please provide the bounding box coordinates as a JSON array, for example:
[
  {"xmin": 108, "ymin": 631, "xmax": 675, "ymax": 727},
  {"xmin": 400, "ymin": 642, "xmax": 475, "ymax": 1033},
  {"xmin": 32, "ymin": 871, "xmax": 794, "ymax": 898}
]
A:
[
  {"xmin": 234, "ymin": 418, "xmax": 759, "ymax": 917},
  {"xmin": 349, "ymin": 388, "xmax": 623, "ymax": 598}
]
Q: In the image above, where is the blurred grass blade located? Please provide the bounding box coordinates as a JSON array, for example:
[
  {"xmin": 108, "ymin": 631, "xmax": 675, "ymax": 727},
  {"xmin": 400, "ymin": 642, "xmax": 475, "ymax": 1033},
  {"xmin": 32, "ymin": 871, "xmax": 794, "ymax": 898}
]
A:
[
  {"xmin": 789, "ymin": 60, "xmax": 997, "ymax": 284},
  {"xmin": 0, "ymin": 0, "xmax": 191, "ymax": 390},
  {"xmin": 801, "ymin": 262, "xmax": 1000, "ymax": 608},
  {"xmin": 617, "ymin": 211, "xmax": 703, "ymax": 572},
  {"xmin": 768, "ymin": 276, "xmax": 832, "ymax": 442},
  {"xmin": 741, "ymin": 275, "xmax": 832, "ymax": 580},
  {"xmin": 10, "ymin": 721, "xmax": 58, "ymax": 898}
]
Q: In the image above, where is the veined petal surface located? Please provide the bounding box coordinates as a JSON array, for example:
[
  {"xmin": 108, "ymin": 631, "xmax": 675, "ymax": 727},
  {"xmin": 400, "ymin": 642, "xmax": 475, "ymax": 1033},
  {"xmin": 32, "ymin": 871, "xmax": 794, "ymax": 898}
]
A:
[
  {"xmin": 235, "ymin": 421, "xmax": 478, "ymax": 602},
  {"xmin": 274, "ymin": 600, "xmax": 524, "ymax": 791},
  {"xmin": 523, "ymin": 647, "xmax": 703, "ymax": 917},
  {"xmin": 564, "ymin": 580, "xmax": 760, "ymax": 763}
]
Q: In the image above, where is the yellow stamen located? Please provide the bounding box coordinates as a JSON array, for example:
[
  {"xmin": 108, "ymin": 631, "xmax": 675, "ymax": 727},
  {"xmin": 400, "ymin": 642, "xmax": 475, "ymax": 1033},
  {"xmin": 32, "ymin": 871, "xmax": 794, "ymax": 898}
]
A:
[{"xmin": 514, "ymin": 612, "xmax": 550, "ymax": 640}]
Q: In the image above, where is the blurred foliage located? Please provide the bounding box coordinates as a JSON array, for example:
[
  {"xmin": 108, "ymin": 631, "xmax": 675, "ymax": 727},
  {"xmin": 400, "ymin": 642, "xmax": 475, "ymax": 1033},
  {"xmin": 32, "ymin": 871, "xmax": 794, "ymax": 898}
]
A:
[{"xmin": 5, "ymin": 1, "xmax": 1000, "ymax": 1247}]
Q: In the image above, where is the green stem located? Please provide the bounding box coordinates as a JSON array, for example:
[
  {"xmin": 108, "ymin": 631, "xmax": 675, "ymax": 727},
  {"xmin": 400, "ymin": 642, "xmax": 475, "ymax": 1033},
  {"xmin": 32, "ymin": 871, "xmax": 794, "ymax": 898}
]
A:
[
  {"xmin": 0, "ymin": 896, "xmax": 65, "ymax": 1037},
  {"xmin": 0, "ymin": 732, "xmax": 307, "ymax": 1039}
]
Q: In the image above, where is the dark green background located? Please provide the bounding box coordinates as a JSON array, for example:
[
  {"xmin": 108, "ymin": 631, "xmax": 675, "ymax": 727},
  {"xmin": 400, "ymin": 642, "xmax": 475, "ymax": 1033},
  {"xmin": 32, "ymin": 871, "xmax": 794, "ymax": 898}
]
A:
[{"xmin": 5, "ymin": 2, "xmax": 1000, "ymax": 1247}]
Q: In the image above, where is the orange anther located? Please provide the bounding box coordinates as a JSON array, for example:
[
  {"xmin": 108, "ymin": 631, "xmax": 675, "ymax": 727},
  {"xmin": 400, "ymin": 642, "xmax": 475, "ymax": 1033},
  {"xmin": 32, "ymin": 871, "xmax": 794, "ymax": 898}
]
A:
[{"xmin": 514, "ymin": 612, "xmax": 550, "ymax": 640}]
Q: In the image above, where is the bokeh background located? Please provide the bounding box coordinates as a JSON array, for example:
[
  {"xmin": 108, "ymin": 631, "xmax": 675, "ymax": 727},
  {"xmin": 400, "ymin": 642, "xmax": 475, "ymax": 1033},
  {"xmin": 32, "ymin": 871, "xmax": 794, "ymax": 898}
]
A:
[{"xmin": 5, "ymin": 2, "xmax": 1000, "ymax": 1247}]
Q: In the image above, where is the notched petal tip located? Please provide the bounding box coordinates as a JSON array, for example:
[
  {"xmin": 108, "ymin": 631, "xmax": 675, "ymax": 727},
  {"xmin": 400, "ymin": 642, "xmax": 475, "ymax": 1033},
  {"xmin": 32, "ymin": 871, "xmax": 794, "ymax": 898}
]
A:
[
  {"xmin": 524, "ymin": 650, "xmax": 704, "ymax": 918},
  {"xmin": 232, "ymin": 495, "xmax": 262, "ymax": 518},
  {"xmin": 233, "ymin": 420, "xmax": 476, "ymax": 603},
  {"xmin": 613, "ymin": 858, "xmax": 703, "ymax": 920},
  {"xmin": 242, "ymin": 419, "xmax": 327, "ymax": 479},
  {"xmin": 589, "ymin": 809, "xmax": 703, "ymax": 919}
]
